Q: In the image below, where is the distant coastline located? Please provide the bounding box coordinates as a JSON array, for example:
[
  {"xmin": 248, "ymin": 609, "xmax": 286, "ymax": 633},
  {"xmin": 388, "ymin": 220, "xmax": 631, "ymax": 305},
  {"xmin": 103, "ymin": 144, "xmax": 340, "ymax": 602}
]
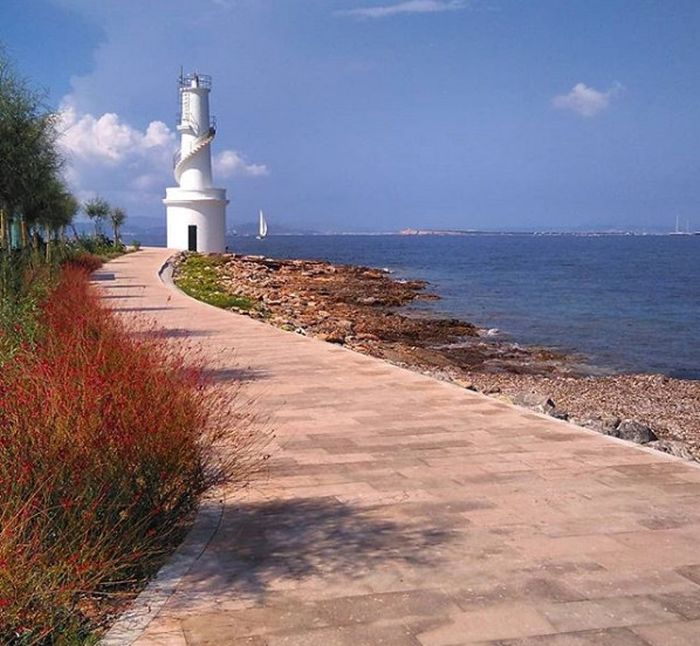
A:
[
  {"xmin": 114, "ymin": 216, "xmax": 700, "ymax": 245},
  {"xmin": 225, "ymin": 229, "xmax": 700, "ymax": 238}
]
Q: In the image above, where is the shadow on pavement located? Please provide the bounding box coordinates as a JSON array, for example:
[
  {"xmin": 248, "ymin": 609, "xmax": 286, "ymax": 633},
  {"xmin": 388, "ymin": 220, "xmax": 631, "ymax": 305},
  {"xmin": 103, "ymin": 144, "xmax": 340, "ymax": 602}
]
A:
[
  {"xmin": 99, "ymin": 283, "xmax": 147, "ymax": 289},
  {"xmin": 99, "ymin": 294, "xmax": 140, "ymax": 299},
  {"xmin": 189, "ymin": 497, "xmax": 451, "ymax": 600},
  {"xmin": 202, "ymin": 367, "xmax": 269, "ymax": 383},
  {"xmin": 110, "ymin": 306, "xmax": 184, "ymax": 313},
  {"xmin": 92, "ymin": 272, "xmax": 116, "ymax": 281}
]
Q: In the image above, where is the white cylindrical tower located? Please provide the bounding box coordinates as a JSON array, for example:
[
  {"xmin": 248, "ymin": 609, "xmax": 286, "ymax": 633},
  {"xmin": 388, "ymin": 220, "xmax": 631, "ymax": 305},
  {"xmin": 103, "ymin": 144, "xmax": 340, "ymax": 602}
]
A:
[{"xmin": 164, "ymin": 72, "xmax": 228, "ymax": 253}]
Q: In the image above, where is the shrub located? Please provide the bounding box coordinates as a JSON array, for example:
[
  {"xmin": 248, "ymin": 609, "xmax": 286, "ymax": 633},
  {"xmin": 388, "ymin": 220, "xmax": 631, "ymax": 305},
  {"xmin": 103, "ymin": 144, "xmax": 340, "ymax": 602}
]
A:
[
  {"xmin": 0, "ymin": 263, "xmax": 252, "ymax": 642},
  {"xmin": 63, "ymin": 251, "xmax": 103, "ymax": 274},
  {"xmin": 0, "ymin": 249, "xmax": 55, "ymax": 365},
  {"xmin": 67, "ymin": 235, "xmax": 125, "ymax": 263}
]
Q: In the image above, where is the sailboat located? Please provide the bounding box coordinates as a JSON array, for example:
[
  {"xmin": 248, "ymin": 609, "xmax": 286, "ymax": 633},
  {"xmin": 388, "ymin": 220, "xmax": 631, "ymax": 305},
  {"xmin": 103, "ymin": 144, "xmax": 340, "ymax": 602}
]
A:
[
  {"xmin": 257, "ymin": 209, "xmax": 268, "ymax": 239},
  {"xmin": 671, "ymin": 215, "xmax": 692, "ymax": 236}
]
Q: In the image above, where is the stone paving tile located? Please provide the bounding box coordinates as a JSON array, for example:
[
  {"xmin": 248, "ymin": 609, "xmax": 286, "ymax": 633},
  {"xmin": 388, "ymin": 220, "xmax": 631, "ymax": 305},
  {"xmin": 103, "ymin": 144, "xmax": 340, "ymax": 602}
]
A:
[
  {"xmin": 491, "ymin": 627, "xmax": 651, "ymax": 645},
  {"xmin": 632, "ymin": 619, "xmax": 700, "ymax": 645},
  {"xmin": 416, "ymin": 603, "xmax": 556, "ymax": 643},
  {"xmin": 99, "ymin": 250, "xmax": 700, "ymax": 646},
  {"xmin": 540, "ymin": 595, "xmax": 684, "ymax": 632}
]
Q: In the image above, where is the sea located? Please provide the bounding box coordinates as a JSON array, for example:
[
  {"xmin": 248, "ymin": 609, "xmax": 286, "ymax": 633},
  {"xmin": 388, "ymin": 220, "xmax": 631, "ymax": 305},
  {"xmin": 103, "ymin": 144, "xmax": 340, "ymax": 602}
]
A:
[{"xmin": 145, "ymin": 232, "xmax": 700, "ymax": 379}]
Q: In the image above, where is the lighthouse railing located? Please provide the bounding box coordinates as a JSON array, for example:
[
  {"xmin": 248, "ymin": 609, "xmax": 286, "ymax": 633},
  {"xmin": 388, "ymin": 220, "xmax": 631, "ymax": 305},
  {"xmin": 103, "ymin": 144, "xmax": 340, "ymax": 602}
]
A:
[{"xmin": 178, "ymin": 73, "xmax": 212, "ymax": 89}]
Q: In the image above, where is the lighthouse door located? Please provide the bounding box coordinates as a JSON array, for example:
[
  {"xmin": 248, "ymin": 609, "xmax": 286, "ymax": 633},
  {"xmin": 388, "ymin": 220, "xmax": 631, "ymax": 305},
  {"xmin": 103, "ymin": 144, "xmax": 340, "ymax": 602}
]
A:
[{"xmin": 187, "ymin": 225, "xmax": 197, "ymax": 252}]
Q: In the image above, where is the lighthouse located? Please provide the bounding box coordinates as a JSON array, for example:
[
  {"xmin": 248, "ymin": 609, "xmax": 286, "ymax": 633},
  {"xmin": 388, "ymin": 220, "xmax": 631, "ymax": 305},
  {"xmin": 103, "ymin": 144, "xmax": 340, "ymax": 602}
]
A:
[{"xmin": 163, "ymin": 72, "xmax": 228, "ymax": 253}]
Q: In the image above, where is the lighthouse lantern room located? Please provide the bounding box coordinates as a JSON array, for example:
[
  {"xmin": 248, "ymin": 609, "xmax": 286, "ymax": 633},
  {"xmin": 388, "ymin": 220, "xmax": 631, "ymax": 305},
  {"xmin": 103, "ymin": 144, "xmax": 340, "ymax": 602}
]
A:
[{"xmin": 163, "ymin": 72, "xmax": 228, "ymax": 253}]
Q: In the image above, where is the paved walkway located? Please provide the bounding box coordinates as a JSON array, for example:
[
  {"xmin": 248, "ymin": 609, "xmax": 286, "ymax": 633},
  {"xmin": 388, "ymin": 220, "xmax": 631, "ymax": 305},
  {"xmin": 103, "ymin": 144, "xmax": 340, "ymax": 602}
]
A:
[{"xmin": 99, "ymin": 248, "xmax": 700, "ymax": 645}]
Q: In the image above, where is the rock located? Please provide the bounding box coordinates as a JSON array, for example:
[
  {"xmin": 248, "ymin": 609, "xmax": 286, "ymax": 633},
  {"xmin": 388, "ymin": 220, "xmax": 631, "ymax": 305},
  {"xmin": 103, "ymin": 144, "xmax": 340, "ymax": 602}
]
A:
[
  {"xmin": 484, "ymin": 386, "xmax": 501, "ymax": 395},
  {"xmin": 336, "ymin": 319, "xmax": 354, "ymax": 331},
  {"xmin": 580, "ymin": 415, "xmax": 621, "ymax": 434},
  {"xmin": 357, "ymin": 296, "xmax": 380, "ymax": 305},
  {"xmin": 647, "ymin": 439, "xmax": 694, "ymax": 460},
  {"xmin": 512, "ymin": 392, "xmax": 556, "ymax": 414},
  {"xmin": 318, "ymin": 331, "xmax": 345, "ymax": 344},
  {"xmin": 608, "ymin": 419, "xmax": 657, "ymax": 444},
  {"xmin": 453, "ymin": 378, "xmax": 478, "ymax": 392}
]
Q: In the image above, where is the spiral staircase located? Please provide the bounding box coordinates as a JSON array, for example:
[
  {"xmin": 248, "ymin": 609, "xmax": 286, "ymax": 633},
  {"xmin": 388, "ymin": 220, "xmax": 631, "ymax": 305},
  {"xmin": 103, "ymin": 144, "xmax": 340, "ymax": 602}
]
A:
[{"xmin": 173, "ymin": 126, "xmax": 216, "ymax": 185}]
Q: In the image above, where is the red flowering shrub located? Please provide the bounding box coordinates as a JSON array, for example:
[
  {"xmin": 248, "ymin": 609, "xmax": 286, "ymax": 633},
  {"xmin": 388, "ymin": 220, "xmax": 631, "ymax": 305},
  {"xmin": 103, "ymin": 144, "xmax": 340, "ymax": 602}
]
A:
[
  {"xmin": 0, "ymin": 264, "xmax": 245, "ymax": 642},
  {"xmin": 63, "ymin": 252, "xmax": 104, "ymax": 274}
]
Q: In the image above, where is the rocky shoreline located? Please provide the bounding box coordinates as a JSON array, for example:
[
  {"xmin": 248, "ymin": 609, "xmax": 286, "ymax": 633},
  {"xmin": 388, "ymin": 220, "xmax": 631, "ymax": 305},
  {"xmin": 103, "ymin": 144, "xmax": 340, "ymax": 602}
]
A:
[{"xmin": 173, "ymin": 253, "xmax": 700, "ymax": 461}]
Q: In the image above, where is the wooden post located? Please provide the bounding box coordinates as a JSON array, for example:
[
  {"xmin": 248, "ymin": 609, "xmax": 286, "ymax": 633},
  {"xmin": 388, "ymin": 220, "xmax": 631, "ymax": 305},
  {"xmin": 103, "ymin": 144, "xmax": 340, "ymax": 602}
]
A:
[{"xmin": 20, "ymin": 218, "xmax": 29, "ymax": 248}]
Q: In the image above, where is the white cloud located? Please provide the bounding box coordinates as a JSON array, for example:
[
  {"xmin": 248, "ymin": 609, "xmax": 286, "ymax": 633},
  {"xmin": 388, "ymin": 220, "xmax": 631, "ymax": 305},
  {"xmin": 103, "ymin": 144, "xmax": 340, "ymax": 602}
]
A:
[
  {"xmin": 58, "ymin": 98, "xmax": 174, "ymax": 165},
  {"xmin": 342, "ymin": 0, "xmax": 468, "ymax": 19},
  {"xmin": 214, "ymin": 150, "xmax": 269, "ymax": 178},
  {"xmin": 551, "ymin": 82, "xmax": 623, "ymax": 118},
  {"xmin": 56, "ymin": 98, "xmax": 267, "ymax": 209}
]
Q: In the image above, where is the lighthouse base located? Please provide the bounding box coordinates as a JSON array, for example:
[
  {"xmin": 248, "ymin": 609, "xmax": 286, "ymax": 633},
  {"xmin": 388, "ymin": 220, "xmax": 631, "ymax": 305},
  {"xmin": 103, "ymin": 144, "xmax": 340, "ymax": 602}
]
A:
[{"xmin": 163, "ymin": 187, "xmax": 228, "ymax": 253}]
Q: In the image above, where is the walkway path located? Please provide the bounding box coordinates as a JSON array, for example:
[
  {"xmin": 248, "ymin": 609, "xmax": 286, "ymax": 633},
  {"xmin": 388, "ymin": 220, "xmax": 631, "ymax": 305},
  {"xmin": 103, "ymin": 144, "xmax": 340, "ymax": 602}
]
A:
[{"xmin": 100, "ymin": 248, "xmax": 700, "ymax": 645}]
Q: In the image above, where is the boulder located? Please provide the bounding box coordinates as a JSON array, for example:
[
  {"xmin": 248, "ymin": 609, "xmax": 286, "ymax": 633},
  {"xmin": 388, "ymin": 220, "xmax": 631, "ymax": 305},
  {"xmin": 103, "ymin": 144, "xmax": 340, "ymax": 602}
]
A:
[
  {"xmin": 512, "ymin": 392, "xmax": 556, "ymax": 414},
  {"xmin": 609, "ymin": 419, "xmax": 657, "ymax": 444}
]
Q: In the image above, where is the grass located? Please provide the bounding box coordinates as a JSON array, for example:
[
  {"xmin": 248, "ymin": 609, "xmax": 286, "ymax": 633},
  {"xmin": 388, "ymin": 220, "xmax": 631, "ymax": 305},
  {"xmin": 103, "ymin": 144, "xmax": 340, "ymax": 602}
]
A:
[
  {"xmin": 0, "ymin": 257, "xmax": 260, "ymax": 643},
  {"xmin": 174, "ymin": 253, "xmax": 256, "ymax": 311}
]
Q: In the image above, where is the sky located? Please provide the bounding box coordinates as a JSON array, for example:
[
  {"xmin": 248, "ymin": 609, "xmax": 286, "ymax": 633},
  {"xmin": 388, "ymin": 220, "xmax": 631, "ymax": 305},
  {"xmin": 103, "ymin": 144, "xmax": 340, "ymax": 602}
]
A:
[{"xmin": 1, "ymin": 0, "xmax": 699, "ymax": 232}]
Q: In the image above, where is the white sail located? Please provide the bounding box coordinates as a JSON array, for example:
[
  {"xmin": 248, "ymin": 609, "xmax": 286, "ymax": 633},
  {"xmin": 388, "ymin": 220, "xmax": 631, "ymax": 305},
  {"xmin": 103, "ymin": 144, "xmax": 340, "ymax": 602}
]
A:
[{"xmin": 258, "ymin": 209, "xmax": 268, "ymax": 238}]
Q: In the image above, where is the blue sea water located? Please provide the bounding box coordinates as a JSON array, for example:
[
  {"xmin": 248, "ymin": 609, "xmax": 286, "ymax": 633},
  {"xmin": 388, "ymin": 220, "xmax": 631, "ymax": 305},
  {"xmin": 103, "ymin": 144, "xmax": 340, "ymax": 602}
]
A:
[{"xmin": 220, "ymin": 234, "xmax": 700, "ymax": 380}]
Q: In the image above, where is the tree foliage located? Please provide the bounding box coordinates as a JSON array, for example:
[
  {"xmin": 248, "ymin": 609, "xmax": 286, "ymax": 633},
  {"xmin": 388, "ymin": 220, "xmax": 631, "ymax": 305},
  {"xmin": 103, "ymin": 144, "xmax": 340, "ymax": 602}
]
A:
[
  {"xmin": 0, "ymin": 47, "xmax": 74, "ymax": 244},
  {"xmin": 83, "ymin": 196, "xmax": 111, "ymax": 235},
  {"xmin": 110, "ymin": 206, "xmax": 127, "ymax": 244}
]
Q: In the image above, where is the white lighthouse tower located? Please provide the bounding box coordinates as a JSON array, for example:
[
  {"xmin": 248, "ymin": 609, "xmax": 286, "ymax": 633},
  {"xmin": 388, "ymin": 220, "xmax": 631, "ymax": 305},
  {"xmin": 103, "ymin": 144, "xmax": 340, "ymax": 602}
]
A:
[{"xmin": 163, "ymin": 72, "xmax": 228, "ymax": 253}]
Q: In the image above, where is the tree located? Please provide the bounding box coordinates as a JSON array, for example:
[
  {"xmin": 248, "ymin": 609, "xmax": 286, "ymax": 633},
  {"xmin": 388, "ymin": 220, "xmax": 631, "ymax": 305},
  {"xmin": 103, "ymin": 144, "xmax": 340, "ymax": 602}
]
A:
[
  {"xmin": 83, "ymin": 197, "xmax": 111, "ymax": 237},
  {"xmin": 0, "ymin": 47, "xmax": 62, "ymax": 249},
  {"xmin": 110, "ymin": 207, "xmax": 126, "ymax": 246}
]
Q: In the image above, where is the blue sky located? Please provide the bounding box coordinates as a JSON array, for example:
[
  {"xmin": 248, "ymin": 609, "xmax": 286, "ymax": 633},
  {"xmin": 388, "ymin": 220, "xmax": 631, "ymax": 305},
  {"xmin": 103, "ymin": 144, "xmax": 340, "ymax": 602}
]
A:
[{"xmin": 1, "ymin": 0, "xmax": 699, "ymax": 231}]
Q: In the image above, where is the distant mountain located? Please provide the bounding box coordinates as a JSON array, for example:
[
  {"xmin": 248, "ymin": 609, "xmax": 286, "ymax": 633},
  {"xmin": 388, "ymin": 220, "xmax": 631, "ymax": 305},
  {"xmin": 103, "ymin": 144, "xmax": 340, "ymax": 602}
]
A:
[
  {"xmin": 69, "ymin": 217, "xmax": 164, "ymax": 242},
  {"xmin": 119, "ymin": 217, "xmax": 166, "ymax": 246}
]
